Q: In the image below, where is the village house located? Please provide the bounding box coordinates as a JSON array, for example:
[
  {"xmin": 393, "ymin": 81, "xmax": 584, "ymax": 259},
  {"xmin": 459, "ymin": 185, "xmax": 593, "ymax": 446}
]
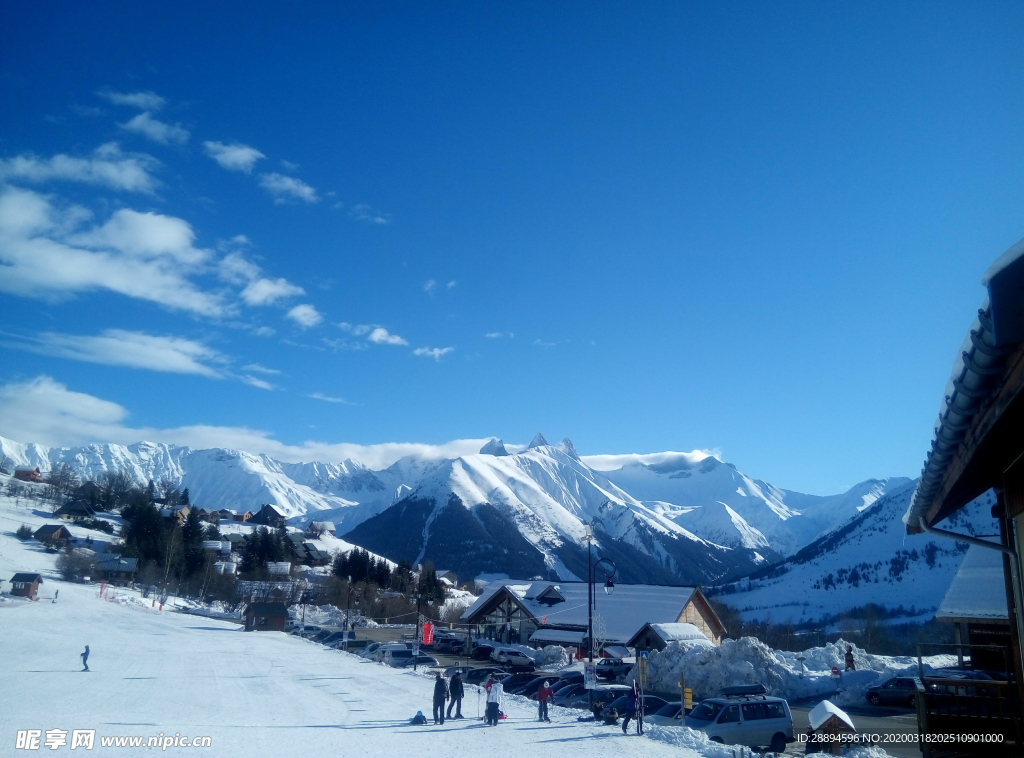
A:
[
  {"xmin": 435, "ymin": 569, "xmax": 459, "ymax": 587},
  {"xmin": 627, "ymin": 621, "xmax": 718, "ymax": 653},
  {"xmin": 936, "ymin": 544, "xmax": 1011, "ymax": 671},
  {"xmin": 233, "ymin": 510, "xmax": 253, "ymax": 523},
  {"xmin": 54, "ymin": 499, "xmax": 97, "ymax": 521},
  {"xmin": 10, "ymin": 572, "xmax": 43, "ymax": 600},
  {"xmin": 250, "ymin": 504, "xmax": 286, "ymax": 528},
  {"xmin": 461, "ymin": 580, "xmax": 726, "ymax": 652},
  {"xmin": 244, "ymin": 601, "xmax": 288, "ymax": 631},
  {"xmin": 94, "ymin": 556, "xmax": 139, "ymax": 586},
  {"xmin": 14, "ymin": 466, "xmax": 44, "ymax": 483},
  {"xmin": 306, "ymin": 521, "xmax": 336, "ymax": 537},
  {"xmin": 160, "ymin": 505, "xmax": 191, "ymax": 526},
  {"xmin": 33, "ymin": 524, "xmax": 74, "ymax": 548}
]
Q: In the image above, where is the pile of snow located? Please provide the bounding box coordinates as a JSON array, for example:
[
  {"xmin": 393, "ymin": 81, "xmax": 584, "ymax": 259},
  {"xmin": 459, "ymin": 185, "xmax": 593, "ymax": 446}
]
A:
[
  {"xmin": 533, "ymin": 644, "xmax": 573, "ymax": 669},
  {"xmin": 645, "ymin": 725, "xmax": 744, "ymax": 758},
  {"xmin": 638, "ymin": 637, "xmax": 944, "ymax": 707},
  {"xmin": 287, "ymin": 604, "xmax": 377, "ymax": 628}
]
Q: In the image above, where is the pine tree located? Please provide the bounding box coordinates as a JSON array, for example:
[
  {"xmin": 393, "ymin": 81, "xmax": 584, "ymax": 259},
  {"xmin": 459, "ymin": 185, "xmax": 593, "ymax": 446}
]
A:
[
  {"xmin": 180, "ymin": 488, "xmax": 190, "ymax": 505},
  {"xmin": 181, "ymin": 509, "xmax": 206, "ymax": 578}
]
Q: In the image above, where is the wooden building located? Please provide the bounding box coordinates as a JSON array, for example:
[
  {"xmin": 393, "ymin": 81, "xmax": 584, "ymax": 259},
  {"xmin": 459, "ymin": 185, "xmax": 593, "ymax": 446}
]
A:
[
  {"xmin": 33, "ymin": 524, "xmax": 74, "ymax": 547},
  {"xmin": 903, "ymin": 238, "xmax": 1024, "ymax": 752},
  {"xmin": 14, "ymin": 466, "xmax": 43, "ymax": 483},
  {"xmin": 244, "ymin": 601, "xmax": 288, "ymax": 632},
  {"xmin": 250, "ymin": 504, "xmax": 286, "ymax": 528},
  {"xmin": 94, "ymin": 556, "xmax": 138, "ymax": 586},
  {"xmin": 10, "ymin": 572, "xmax": 43, "ymax": 600},
  {"xmin": 461, "ymin": 580, "xmax": 726, "ymax": 650},
  {"xmin": 627, "ymin": 621, "xmax": 716, "ymax": 653}
]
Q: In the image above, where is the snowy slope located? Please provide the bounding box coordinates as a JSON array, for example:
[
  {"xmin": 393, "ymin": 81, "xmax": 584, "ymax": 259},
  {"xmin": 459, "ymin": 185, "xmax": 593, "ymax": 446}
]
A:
[{"xmin": 708, "ymin": 482, "xmax": 998, "ymax": 623}]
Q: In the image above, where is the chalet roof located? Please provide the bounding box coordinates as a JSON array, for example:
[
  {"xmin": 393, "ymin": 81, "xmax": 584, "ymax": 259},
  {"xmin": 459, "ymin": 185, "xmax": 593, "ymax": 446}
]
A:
[
  {"xmin": 34, "ymin": 524, "xmax": 71, "ymax": 537},
  {"xmin": 627, "ymin": 622, "xmax": 712, "ymax": 647},
  {"xmin": 936, "ymin": 544, "xmax": 1009, "ymax": 622},
  {"xmin": 529, "ymin": 628, "xmax": 585, "ymax": 644},
  {"xmin": 10, "ymin": 572, "xmax": 43, "ymax": 584},
  {"xmin": 905, "ymin": 237, "xmax": 1024, "ymax": 530},
  {"xmin": 95, "ymin": 556, "xmax": 139, "ymax": 573},
  {"xmin": 245, "ymin": 602, "xmax": 288, "ymax": 616},
  {"xmin": 462, "ymin": 580, "xmax": 701, "ymax": 643},
  {"xmin": 808, "ymin": 700, "xmax": 856, "ymax": 732}
]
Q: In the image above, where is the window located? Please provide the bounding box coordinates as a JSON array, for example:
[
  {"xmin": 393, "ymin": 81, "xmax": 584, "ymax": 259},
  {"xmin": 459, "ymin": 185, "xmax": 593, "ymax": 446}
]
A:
[
  {"xmin": 742, "ymin": 703, "xmax": 767, "ymax": 721},
  {"xmin": 764, "ymin": 702, "xmax": 786, "ymax": 719},
  {"xmin": 718, "ymin": 705, "xmax": 740, "ymax": 723},
  {"xmin": 690, "ymin": 701, "xmax": 723, "ymax": 721}
]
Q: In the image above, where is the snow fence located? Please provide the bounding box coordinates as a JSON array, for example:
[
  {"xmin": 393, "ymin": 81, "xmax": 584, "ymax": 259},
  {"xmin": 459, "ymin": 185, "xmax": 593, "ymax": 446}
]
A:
[{"xmin": 636, "ymin": 636, "xmax": 941, "ymax": 707}]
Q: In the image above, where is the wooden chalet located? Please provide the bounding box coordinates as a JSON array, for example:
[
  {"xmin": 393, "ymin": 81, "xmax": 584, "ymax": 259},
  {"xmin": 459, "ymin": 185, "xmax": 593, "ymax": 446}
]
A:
[
  {"xmin": 14, "ymin": 466, "xmax": 43, "ymax": 483},
  {"xmin": 33, "ymin": 524, "xmax": 74, "ymax": 547},
  {"xmin": 10, "ymin": 572, "xmax": 43, "ymax": 599},
  {"xmin": 244, "ymin": 601, "xmax": 288, "ymax": 632},
  {"xmin": 250, "ymin": 504, "xmax": 286, "ymax": 528}
]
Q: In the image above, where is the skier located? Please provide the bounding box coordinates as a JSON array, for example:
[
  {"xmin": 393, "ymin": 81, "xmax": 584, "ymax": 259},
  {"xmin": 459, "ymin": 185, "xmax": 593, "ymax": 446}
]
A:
[
  {"xmin": 53, "ymin": 589, "xmax": 58, "ymax": 603},
  {"xmin": 447, "ymin": 671, "xmax": 464, "ymax": 720},
  {"xmin": 432, "ymin": 672, "xmax": 449, "ymax": 725},
  {"xmin": 621, "ymin": 687, "xmax": 637, "ymax": 734},
  {"xmin": 845, "ymin": 645, "xmax": 856, "ymax": 671},
  {"xmin": 80, "ymin": 645, "xmax": 90, "ymax": 672},
  {"xmin": 536, "ymin": 680, "xmax": 554, "ymax": 723},
  {"xmin": 485, "ymin": 675, "xmax": 503, "ymax": 726}
]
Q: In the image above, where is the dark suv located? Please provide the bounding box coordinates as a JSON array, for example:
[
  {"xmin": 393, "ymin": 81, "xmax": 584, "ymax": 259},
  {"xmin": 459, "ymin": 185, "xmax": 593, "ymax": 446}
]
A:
[{"xmin": 866, "ymin": 677, "xmax": 918, "ymax": 707}]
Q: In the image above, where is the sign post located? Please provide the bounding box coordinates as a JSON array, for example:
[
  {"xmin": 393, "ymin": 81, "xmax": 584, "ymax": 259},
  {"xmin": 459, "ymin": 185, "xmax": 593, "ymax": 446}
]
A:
[{"xmin": 584, "ymin": 662, "xmax": 597, "ymax": 689}]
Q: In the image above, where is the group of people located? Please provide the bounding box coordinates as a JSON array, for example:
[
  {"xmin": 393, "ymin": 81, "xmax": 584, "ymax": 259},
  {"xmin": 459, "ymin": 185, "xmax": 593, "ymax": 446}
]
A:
[{"xmin": 412, "ymin": 672, "xmax": 507, "ymax": 726}]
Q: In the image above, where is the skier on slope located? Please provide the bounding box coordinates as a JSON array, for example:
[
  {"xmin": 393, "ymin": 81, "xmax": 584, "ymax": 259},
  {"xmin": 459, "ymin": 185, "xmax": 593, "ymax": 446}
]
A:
[
  {"xmin": 485, "ymin": 675, "xmax": 503, "ymax": 726},
  {"xmin": 536, "ymin": 680, "xmax": 554, "ymax": 723},
  {"xmin": 446, "ymin": 671, "xmax": 464, "ymax": 720},
  {"xmin": 432, "ymin": 672, "xmax": 449, "ymax": 725},
  {"xmin": 80, "ymin": 645, "xmax": 90, "ymax": 672}
]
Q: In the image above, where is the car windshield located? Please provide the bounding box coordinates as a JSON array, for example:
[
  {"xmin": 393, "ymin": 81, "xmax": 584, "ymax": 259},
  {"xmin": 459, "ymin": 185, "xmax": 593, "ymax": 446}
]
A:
[
  {"xmin": 689, "ymin": 701, "xmax": 724, "ymax": 721},
  {"xmin": 654, "ymin": 703, "xmax": 680, "ymax": 718}
]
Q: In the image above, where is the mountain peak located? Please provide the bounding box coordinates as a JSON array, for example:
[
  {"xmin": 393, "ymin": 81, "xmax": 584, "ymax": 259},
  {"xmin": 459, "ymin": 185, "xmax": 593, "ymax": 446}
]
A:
[
  {"xmin": 479, "ymin": 438, "xmax": 510, "ymax": 456},
  {"xmin": 560, "ymin": 437, "xmax": 578, "ymax": 459},
  {"xmin": 528, "ymin": 432, "xmax": 549, "ymax": 449}
]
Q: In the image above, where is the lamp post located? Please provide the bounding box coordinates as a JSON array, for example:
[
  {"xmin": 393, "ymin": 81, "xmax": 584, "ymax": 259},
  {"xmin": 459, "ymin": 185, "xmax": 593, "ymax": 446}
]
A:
[
  {"xmin": 344, "ymin": 575, "xmax": 353, "ymax": 651},
  {"xmin": 583, "ymin": 525, "xmax": 616, "ymax": 710}
]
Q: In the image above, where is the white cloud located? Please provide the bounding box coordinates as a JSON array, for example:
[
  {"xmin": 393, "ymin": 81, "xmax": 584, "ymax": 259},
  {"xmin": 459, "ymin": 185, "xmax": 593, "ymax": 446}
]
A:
[
  {"xmin": 286, "ymin": 303, "xmax": 323, "ymax": 328},
  {"xmin": 0, "ymin": 186, "xmax": 224, "ymax": 316},
  {"xmin": 349, "ymin": 203, "xmax": 391, "ymax": 224},
  {"xmin": 241, "ymin": 375, "xmax": 275, "ymax": 390},
  {"xmin": 242, "ymin": 363, "xmax": 281, "ymax": 375},
  {"xmin": 0, "ymin": 375, "xmax": 495, "ymax": 468},
  {"xmin": 447, "ymin": 280, "xmax": 457, "ymax": 289},
  {"xmin": 423, "ymin": 279, "xmax": 437, "ymax": 293},
  {"xmin": 96, "ymin": 89, "xmax": 166, "ymax": 111},
  {"xmin": 0, "ymin": 142, "xmax": 159, "ymax": 193},
  {"xmin": 120, "ymin": 112, "xmax": 190, "ymax": 144},
  {"xmin": 252, "ymin": 326, "xmax": 276, "ymax": 337},
  {"xmin": 218, "ymin": 251, "xmax": 262, "ymax": 284},
  {"xmin": 581, "ymin": 450, "xmax": 718, "ymax": 472},
  {"xmin": 204, "ymin": 141, "xmax": 265, "ymax": 173},
  {"xmin": 485, "ymin": 331, "xmax": 513, "ymax": 339},
  {"xmin": 413, "ymin": 346, "xmax": 454, "ymax": 361},
  {"xmin": 368, "ymin": 327, "xmax": 408, "ymax": 346},
  {"xmin": 259, "ymin": 173, "xmax": 318, "ymax": 204},
  {"xmin": 241, "ymin": 277, "xmax": 305, "ymax": 306},
  {"xmin": 13, "ymin": 329, "xmax": 225, "ymax": 377},
  {"xmin": 308, "ymin": 392, "xmax": 353, "ymax": 405}
]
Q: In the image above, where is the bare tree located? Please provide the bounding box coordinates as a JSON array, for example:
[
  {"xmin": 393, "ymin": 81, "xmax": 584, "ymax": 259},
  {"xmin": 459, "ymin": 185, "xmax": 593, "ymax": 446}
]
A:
[
  {"xmin": 307, "ymin": 522, "xmax": 326, "ymax": 538},
  {"xmin": 47, "ymin": 462, "xmax": 80, "ymax": 496},
  {"xmin": 98, "ymin": 470, "xmax": 134, "ymax": 510},
  {"xmin": 158, "ymin": 478, "xmax": 181, "ymax": 503}
]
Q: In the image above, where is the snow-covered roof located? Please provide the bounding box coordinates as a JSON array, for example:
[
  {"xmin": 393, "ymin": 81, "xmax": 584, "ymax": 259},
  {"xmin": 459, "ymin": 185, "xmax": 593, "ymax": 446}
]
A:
[
  {"xmin": 462, "ymin": 580, "xmax": 698, "ymax": 643},
  {"xmin": 647, "ymin": 622, "xmax": 711, "ymax": 643},
  {"xmin": 529, "ymin": 629, "xmax": 586, "ymax": 644},
  {"xmin": 936, "ymin": 544, "xmax": 1009, "ymax": 622},
  {"xmin": 808, "ymin": 700, "xmax": 855, "ymax": 732}
]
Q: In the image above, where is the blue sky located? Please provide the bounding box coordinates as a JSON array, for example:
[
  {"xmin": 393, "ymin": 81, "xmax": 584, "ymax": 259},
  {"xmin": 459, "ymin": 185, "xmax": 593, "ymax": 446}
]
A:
[{"xmin": 1, "ymin": 2, "xmax": 1022, "ymax": 492}]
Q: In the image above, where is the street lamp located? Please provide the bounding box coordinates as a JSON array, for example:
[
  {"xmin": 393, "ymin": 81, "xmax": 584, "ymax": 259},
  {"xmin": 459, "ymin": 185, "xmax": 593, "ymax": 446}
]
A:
[
  {"xmin": 343, "ymin": 575, "xmax": 353, "ymax": 651},
  {"xmin": 589, "ymin": 557, "xmax": 616, "ymax": 660}
]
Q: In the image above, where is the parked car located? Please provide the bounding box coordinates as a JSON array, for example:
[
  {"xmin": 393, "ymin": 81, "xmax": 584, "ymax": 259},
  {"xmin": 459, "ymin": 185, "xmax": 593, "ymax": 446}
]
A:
[
  {"xmin": 465, "ymin": 667, "xmax": 508, "ymax": 686},
  {"xmin": 491, "ymin": 649, "xmax": 535, "ymax": 670},
  {"xmin": 867, "ymin": 677, "xmax": 918, "ymax": 707},
  {"xmin": 358, "ymin": 642, "xmax": 382, "ymax": 659},
  {"xmin": 647, "ymin": 703, "xmax": 685, "ymax": 727},
  {"xmin": 685, "ymin": 689, "xmax": 793, "ymax": 753},
  {"xmin": 511, "ymin": 676, "xmax": 549, "ymax": 698},
  {"xmin": 500, "ymin": 672, "xmax": 539, "ymax": 691},
  {"xmin": 472, "ymin": 643, "xmax": 495, "ymax": 661},
  {"xmin": 595, "ymin": 657, "xmax": 633, "ymax": 680},
  {"xmin": 396, "ymin": 655, "xmax": 439, "ymax": 668},
  {"xmin": 384, "ymin": 648, "xmax": 414, "ymax": 667},
  {"xmin": 434, "ymin": 636, "xmax": 462, "ymax": 654},
  {"xmin": 564, "ymin": 684, "xmax": 632, "ymax": 710},
  {"xmin": 375, "ymin": 643, "xmax": 409, "ymax": 663},
  {"xmin": 553, "ymin": 683, "xmax": 590, "ymax": 707},
  {"xmin": 604, "ymin": 694, "xmax": 667, "ymax": 718}
]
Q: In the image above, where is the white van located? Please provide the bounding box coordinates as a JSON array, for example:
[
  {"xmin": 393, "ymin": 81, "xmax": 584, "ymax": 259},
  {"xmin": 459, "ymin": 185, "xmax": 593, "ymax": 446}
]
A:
[
  {"xmin": 374, "ymin": 643, "xmax": 408, "ymax": 663},
  {"xmin": 685, "ymin": 685, "xmax": 793, "ymax": 753},
  {"xmin": 384, "ymin": 648, "xmax": 414, "ymax": 667}
]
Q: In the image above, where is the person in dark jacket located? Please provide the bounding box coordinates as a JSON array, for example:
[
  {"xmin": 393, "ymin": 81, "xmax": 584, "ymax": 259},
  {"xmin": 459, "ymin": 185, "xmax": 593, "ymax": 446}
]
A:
[
  {"xmin": 845, "ymin": 645, "xmax": 856, "ymax": 671},
  {"xmin": 432, "ymin": 672, "xmax": 449, "ymax": 724},
  {"xmin": 536, "ymin": 680, "xmax": 554, "ymax": 722},
  {"xmin": 621, "ymin": 688, "xmax": 637, "ymax": 734},
  {"xmin": 447, "ymin": 672, "xmax": 464, "ymax": 719},
  {"xmin": 410, "ymin": 711, "xmax": 427, "ymax": 726},
  {"xmin": 80, "ymin": 645, "xmax": 90, "ymax": 672}
]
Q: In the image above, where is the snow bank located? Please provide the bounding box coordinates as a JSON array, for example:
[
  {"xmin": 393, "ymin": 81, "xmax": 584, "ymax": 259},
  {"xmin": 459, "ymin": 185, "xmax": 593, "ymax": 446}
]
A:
[
  {"xmin": 287, "ymin": 604, "xmax": 378, "ymax": 628},
  {"xmin": 645, "ymin": 725, "xmax": 739, "ymax": 758},
  {"xmin": 533, "ymin": 644, "xmax": 572, "ymax": 669},
  {"xmin": 639, "ymin": 637, "xmax": 939, "ymax": 707}
]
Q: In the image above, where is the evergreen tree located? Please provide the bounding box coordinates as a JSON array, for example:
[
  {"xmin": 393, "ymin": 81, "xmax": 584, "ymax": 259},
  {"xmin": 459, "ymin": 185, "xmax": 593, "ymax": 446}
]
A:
[
  {"xmin": 181, "ymin": 509, "xmax": 206, "ymax": 578},
  {"xmin": 180, "ymin": 487, "xmax": 190, "ymax": 505}
]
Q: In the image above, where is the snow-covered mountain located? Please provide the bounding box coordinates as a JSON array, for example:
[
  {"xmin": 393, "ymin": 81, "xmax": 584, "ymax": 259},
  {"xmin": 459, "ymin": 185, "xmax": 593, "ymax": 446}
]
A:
[
  {"xmin": 707, "ymin": 482, "xmax": 998, "ymax": 623},
  {"xmin": 0, "ymin": 432, "xmax": 917, "ymax": 586},
  {"xmin": 343, "ymin": 440, "xmax": 768, "ymax": 585}
]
